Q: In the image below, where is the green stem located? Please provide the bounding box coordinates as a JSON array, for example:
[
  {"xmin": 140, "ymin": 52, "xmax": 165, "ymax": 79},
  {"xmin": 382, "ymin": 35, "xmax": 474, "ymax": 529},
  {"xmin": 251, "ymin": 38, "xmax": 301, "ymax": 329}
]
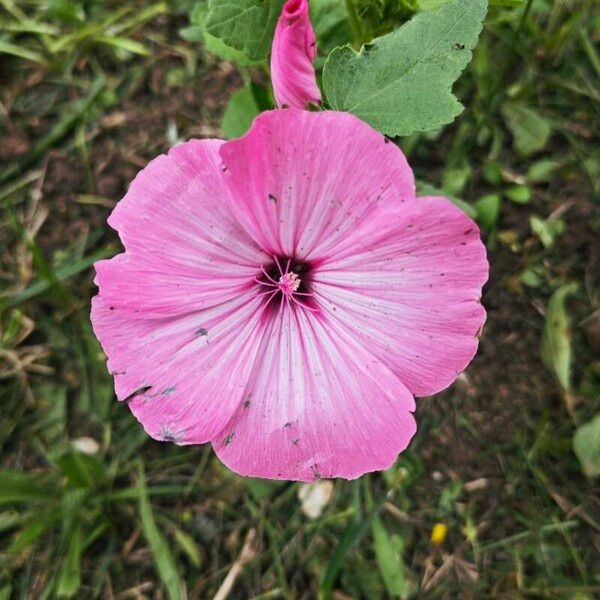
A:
[
  {"xmin": 516, "ymin": 0, "xmax": 534, "ymax": 37},
  {"xmin": 344, "ymin": 0, "xmax": 363, "ymax": 49}
]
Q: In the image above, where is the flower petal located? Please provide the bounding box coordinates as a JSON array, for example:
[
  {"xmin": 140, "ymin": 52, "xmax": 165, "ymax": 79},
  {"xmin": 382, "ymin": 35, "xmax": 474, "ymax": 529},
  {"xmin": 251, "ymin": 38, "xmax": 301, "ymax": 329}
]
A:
[
  {"xmin": 91, "ymin": 139, "xmax": 272, "ymax": 443},
  {"xmin": 91, "ymin": 293, "xmax": 270, "ymax": 444},
  {"xmin": 271, "ymin": 0, "xmax": 321, "ymax": 109},
  {"xmin": 97, "ymin": 139, "xmax": 265, "ymax": 317},
  {"xmin": 313, "ymin": 196, "xmax": 488, "ymax": 397},
  {"xmin": 220, "ymin": 109, "xmax": 415, "ymax": 260},
  {"xmin": 213, "ymin": 304, "xmax": 416, "ymax": 481}
]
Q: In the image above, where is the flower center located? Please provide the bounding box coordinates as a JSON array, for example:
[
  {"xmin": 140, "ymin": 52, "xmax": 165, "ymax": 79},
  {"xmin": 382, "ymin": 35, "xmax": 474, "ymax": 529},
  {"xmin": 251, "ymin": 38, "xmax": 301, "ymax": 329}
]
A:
[
  {"xmin": 277, "ymin": 271, "xmax": 301, "ymax": 296},
  {"xmin": 255, "ymin": 255, "xmax": 315, "ymax": 312}
]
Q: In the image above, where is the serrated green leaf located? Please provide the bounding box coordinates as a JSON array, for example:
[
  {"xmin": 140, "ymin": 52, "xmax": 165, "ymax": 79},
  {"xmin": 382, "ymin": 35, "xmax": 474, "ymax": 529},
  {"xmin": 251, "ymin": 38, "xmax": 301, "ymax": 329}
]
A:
[
  {"xmin": 501, "ymin": 103, "xmax": 552, "ymax": 156},
  {"xmin": 206, "ymin": 0, "xmax": 285, "ymax": 61},
  {"xmin": 372, "ymin": 516, "xmax": 410, "ymax": 597},
  {"xmin": 541, "ymin": 283, "xmax": 577, "ymax": 392},
  {"xmin": 138, "ymin": 463, "xmax": 184, "ymax": 600},
  {"xmin": 187, "ymin": 3, "xmax": 259, "ymax": 65},
  {"xmin": 221, "ymin": 85, "xmax": 261, "ymax": 139},
  {"xmin": 323, "ymin": 0, "xmax": 488, "ymax": 136},
  {"xmin": 573, "ymin": 413, "xmax": 600, "ymax": 478}
]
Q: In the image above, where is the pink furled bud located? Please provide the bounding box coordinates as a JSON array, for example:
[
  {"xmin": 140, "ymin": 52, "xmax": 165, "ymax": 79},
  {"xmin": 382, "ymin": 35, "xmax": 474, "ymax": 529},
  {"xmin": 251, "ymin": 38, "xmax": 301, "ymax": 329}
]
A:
[{"xmin": 270, "ymin": 0, "xmax": 321, "ymax": 109}]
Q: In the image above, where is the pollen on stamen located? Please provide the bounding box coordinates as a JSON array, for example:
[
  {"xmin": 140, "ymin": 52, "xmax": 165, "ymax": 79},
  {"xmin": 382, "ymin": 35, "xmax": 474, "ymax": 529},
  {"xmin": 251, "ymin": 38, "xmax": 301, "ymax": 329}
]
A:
[{"xmin": 278, "ymin": 272, "xmax": 301, "ymax": 296}]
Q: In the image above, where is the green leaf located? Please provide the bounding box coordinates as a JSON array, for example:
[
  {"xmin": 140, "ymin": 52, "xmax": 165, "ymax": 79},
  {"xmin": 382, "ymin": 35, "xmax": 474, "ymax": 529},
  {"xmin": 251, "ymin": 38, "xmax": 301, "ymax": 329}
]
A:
[
  {"xmin": 221, "ymin": 85, "xmax": 261, "ymax": 139},
  {"xmin": 56, "ymin": 525, "xmax": 82, "ymax": 598},
  {"xmin": 541, "ymin": 283, "xmax": 577, "ymax": 393},
  {"xmin": 526, "ymin": 159, "xmax": 560, "ymax": 183},
  {"xmin": 482, "ymin": 160, "xmax": 503, "ymax": 185},
  {"xmin": 501, "ymin": 103, "xmax": 552, "ymax": 156},
  {"xmin": 185, "ymin": 3, "xmax": 259, "ymax": 66},
  {"xmin": 323, "ymin": 0, "xmax": 488, "ymax": 136},
  {"xmin": 419, "ymin": 0, "xmax": 453, "ymax": 7},
  {"xmin": 311, "ymin": 0, "xmax": 352, "ymax": 67},
  {"xmin": 505, "ymin": 184, "xmax": 531, "ymax": 203},
  {"xmin": 179, "ymin": 25, "xmax": 204, "ymax": 42},
  {"xmin": 206, "ymin": 0, "xmax": 285, "ymax": 61},
  {"xmin": 138, "ymin": 463, "xmax": 184, "ymax": 600},
  {"xmin": 475, "ymin": 193, "xmax": 501, "ymax": 229},
  {"xmin": 530, "ymin": 214, "xmax": 565, "ymax": 248},
  {"xmin": 441, "ymin": 163, "xmax": 472, "ymax": 196},
  {"xmin": 573, "ymin": 413, "xmax": 600, "ymax": 478},
  {"xmin": 372, "ymin": 516, "xmax": 410, "ymax": 597}
]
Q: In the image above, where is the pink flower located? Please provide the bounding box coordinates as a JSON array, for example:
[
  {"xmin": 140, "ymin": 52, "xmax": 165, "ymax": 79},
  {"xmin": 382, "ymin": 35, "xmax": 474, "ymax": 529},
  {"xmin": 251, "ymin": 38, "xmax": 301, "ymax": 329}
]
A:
[
  {"xmin": 270, "ymin": 0, "xmax": 321, "ymax": 109},
  {"xmin": 91, "ymin": 109, "xmax": 488, "ymax": 481}
]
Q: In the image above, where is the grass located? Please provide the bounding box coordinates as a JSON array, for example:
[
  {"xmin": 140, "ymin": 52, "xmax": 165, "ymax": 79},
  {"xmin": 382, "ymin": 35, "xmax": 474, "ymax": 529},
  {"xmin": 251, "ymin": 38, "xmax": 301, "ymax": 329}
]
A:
[{"xmin": 1, "ymin": 0, "xmax": 599, "ymax": 598}]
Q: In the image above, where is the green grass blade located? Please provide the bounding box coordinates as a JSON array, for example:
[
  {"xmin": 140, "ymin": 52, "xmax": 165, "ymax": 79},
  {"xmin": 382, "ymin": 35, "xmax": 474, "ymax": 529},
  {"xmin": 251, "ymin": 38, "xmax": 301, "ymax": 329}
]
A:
[
  {"xmin": 56, "ymin": 525, "xmax": 83, "ymax": 598},
  {"xmin": 137, "ymin": 462, "xmax": 184, "ymax": 600},
  {"xmin": 2, "ymin": 247, "xmax": 114, "ymax": 308},
  {"xmin": 0, "ymin": 39, "xmax": 46, "ymax": 63},
  {"xmin": 96, "ymin": 35, "xmax": 149, "ymax": 56},
  {"xmin": 0, "ymin": 470, "xmax": 58, "ymax": 505},
  {"xmin": 372, "ymin": 516, "xmax": 410, "ymax": 597}
]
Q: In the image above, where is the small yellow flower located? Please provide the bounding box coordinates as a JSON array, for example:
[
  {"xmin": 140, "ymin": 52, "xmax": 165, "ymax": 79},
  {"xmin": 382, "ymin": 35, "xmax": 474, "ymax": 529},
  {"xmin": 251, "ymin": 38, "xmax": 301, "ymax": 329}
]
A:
[{"xmin": 430, "ymin": 522, "xmax": 448, "ymax": 546}]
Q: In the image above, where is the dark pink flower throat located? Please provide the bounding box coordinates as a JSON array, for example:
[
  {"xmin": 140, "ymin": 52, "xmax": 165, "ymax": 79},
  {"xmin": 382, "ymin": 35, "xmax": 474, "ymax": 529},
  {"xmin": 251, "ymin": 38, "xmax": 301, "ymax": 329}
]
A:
[{"xmin": 255, "ymin": 255, "xmax": 315, "ymax": 312}]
